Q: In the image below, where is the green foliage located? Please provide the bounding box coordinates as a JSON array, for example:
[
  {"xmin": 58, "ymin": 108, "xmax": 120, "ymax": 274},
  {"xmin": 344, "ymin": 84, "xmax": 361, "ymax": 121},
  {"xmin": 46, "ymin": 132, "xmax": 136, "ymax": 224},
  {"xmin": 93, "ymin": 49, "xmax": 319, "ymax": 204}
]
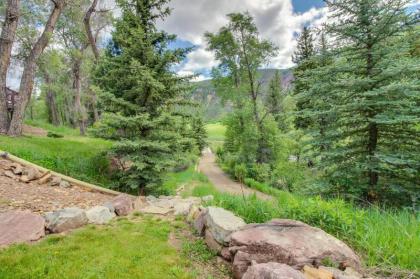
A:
[
  {"xmin": 293, "ymin": 1, "xmax": 419, "ymax": 207},
  {"xmin": 92, "ymin": 0, "xmax": 201, "ymax": 194},
  {"xmin": 0, "ymin": 132, "xmax": 113, "ymax": 187},
  {"xmin": 191, "ymin": 184, "xmax": 420, "ymax": 272},
  {"xmin": 0, "ymin": 217, "xmax": 197, "ymax": 279},
  {"xmin": 182, "ymin": 239, "xmax": 216, "ymax": 263}
]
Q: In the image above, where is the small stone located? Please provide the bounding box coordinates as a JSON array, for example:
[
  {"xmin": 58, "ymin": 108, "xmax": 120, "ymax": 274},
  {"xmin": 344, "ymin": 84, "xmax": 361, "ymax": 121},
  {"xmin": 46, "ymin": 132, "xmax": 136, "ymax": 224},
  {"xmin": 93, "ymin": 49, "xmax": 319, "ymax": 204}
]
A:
[
  {"xmin": 86, "ymin": 206, "xmax": 115, "ymax": 224},
  {"xmin": 11, "ymin": 163, "xmax": 23, "ymax": 175},
  {"xmin": 48, "ymin": 177, "xmax": 62, "ymax": 187},
  {"xmin": 20, "ymin": 175, "xmax": 30, "ymax": 183},
  {"xmin": 4, "ymin": 170, "xmax": 15, "ymax": 178},
  {"xmin": 23, "ymin": 167, "xmax": 41, "ymax": 181},
  {"xmin": 109, "ymin": 194, "xmax": 134, "ymax": 216},
  {"xmin": 59, "ymin": 180, "xmax": 71, "ymax": 188}
]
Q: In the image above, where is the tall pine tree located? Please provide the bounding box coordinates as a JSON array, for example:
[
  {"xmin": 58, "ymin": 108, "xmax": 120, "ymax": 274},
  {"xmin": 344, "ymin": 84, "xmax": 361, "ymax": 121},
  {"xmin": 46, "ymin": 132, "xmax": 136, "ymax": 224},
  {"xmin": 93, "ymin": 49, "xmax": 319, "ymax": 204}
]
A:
[
  {"xmin": 93, "ymin": 0, "xmax": 199, "ymax": 194},
  {"xmin": 309, "ymin": 0, "xmax": 419, "ymax": 205},
  {"xmin": 292, "ymin": 26, "xmax": 316, "ymax": 130}
]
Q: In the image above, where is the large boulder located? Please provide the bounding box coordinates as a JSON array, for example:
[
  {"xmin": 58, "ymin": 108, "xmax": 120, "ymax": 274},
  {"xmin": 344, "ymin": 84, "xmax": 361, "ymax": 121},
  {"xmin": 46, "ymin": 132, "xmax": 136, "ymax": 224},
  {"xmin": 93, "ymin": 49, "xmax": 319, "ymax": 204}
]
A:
[
  {"xmin": 0, "ymin": 211, "xmax": 45, "ymax": 246},
  {"xmin": 86, "ymin": 206, "xmax": 115, "ymax": 224},
  {"xmin": 109, "ymin": 194, "xmax": 134, "ymax": 216},
  {"xmin": 205, "ymin": 206, "xmax": 246, "ymax": 244},
  {"xmin": 45, "ymin": 207, "xmax": 88, "ymax": 233},
  {"xmin": 230, "ymin": 219, "xmax": 361, "ymax": 279},
  {"xmin": 242, "ymin": 262, "xmax": 305, "ymax": 279}
]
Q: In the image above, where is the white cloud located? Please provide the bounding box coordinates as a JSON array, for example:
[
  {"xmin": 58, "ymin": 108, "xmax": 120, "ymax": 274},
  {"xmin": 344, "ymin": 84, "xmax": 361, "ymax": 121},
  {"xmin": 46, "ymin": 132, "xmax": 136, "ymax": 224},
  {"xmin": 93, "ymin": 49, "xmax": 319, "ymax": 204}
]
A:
[{"xmin": 158, "ymin": 0, "xmax": 328, "ymax": 75}]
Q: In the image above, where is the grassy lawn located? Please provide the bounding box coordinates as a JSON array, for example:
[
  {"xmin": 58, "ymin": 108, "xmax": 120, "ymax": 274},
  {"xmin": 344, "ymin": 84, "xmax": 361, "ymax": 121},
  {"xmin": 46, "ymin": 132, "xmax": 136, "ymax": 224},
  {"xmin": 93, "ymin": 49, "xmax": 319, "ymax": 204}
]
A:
[
  {"xmin": 0, "ymin": 216, "xmax": 218, "ymax": 279},
  {"xmin": 0, "ymin": 123, "xmax": 113, "ymax": 187},
  {"xmin": 205, "ymin": 123, "xmax": 225, "ymax": 151}
]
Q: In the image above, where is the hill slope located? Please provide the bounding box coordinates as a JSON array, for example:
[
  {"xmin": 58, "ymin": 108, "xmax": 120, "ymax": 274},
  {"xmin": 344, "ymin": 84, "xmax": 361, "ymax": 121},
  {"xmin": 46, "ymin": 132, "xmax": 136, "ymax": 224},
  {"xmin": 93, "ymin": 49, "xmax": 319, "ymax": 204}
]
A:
[{"xmin": 189, "ymin": 68, "xmax": 293, "ymax": 121}]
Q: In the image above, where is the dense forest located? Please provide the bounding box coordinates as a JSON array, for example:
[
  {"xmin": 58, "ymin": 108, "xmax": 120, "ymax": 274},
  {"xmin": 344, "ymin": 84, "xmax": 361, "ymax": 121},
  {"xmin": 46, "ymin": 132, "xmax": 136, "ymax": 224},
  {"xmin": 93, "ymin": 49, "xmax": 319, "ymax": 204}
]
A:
[{"xmin": 0, "ymin": 0, "xmax": 418, "ymax": 208}]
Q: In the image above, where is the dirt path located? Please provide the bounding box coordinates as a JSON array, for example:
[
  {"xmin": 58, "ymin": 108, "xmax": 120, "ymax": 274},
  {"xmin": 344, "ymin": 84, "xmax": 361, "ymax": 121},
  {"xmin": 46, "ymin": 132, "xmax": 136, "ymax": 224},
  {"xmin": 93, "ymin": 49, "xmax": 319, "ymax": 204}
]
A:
[{"xmin": 198, "ymin": 148, "xmax": 272, "ymax": 200}]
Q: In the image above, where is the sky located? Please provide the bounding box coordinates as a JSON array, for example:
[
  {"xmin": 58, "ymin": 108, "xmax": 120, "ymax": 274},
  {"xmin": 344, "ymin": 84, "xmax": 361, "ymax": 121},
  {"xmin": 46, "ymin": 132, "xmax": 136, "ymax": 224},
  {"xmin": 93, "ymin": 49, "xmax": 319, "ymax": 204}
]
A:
[{"xmin": 156, "ymin": 0, "xmax": 328, "ymax": 81}]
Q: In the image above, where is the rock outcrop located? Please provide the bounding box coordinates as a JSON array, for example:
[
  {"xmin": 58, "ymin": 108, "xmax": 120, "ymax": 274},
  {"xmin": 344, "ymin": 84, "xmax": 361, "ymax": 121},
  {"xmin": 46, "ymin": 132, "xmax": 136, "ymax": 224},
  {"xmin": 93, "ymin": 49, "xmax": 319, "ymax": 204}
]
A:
[
  {"xmin": 0, "ymin": 211, "xmax": 45, "ymax": 246},
  {"xmin": 205, "ymin": 206, "xmax": 246, "ymax": 244},
  {"xmin": 229, "ymin": 219, "xmax": 361, "ymax": 278}
]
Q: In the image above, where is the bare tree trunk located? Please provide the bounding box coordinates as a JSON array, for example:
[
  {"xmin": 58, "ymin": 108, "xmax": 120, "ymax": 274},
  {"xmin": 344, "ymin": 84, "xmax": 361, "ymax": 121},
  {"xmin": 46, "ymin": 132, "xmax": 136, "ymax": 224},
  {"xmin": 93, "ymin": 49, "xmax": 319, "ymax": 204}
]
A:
[
  {"xmin": 7, "ymin": 0, "xmax": 66, "ymax": 136},
  {"xmin": 91, "ymin": 91, "xmax": 99, "ymax": 122},
  {"xmin": 72, "ymin": 57, "xmax": 87, "ymax": 136},
  {"xmin": 44, "ymin": 74, "xmax": 60, "ymax": 126},
  {"xmin": 84, "ymin": 0, "xmax": 100, "ymax": 60},
  {"xmin": 0, "ymin": 0, "xmax": 20, "ymax": 133}
]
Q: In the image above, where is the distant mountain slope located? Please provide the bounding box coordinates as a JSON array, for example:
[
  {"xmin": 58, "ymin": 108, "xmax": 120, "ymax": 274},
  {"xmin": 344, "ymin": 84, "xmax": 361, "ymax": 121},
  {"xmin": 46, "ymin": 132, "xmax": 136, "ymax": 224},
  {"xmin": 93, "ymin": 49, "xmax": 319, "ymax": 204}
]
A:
[{"xmin": 190, "ymin": 68, "xmax": 293, "ymax": 121}]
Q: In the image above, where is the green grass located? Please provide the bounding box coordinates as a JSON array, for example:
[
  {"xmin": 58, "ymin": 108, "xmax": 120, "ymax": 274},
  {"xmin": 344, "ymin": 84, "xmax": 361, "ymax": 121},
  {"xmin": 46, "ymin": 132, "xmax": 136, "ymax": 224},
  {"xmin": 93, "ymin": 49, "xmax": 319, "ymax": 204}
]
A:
[
  {"xmin": 205, "ymin": 123, "xmax": 225, "ymax": 151},
  {"xmin": 161, "ymin": 166, "xmax": 214, "ymax": 196},
  {"xmin": 0, "ymin": 217, "xmax": 197, "ymax": 279},
  {"xmin": 0, "ymin": 132, "xmax": 113, "ymax": 187},
  {"xmin": 25, "ymin": 120, "xmax": 81, "ymax": 137},
  {"xmin": 189, "ymin": 184, "xmax": 420, "ymax": 274}
]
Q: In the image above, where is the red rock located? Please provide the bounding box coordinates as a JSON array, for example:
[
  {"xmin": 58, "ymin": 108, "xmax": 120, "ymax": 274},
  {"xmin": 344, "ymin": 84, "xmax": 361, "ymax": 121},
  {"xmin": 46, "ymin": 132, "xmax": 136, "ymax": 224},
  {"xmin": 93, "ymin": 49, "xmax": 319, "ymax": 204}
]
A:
[
  {"xmin": 110, "ymin": 194, "xmax": 134, "ymax": 216},
  {"xmin": 243, "ymin": 262, "xmax": 305, "ymax": 279},
  {"xmin": 0, "ymin": 211, "xmax": 45, "ymax": 247},
  {"xmin": 230, "ymin": 219, "xmax": 361, "ymax": 279}
]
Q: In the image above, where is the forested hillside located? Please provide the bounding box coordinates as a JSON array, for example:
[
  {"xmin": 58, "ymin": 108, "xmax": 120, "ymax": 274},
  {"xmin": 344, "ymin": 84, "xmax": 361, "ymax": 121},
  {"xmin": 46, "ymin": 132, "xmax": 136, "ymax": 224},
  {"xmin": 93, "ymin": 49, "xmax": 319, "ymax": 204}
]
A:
[{"xmin": 189, "ymin": 69, "xmax": 293, "ymax": 121}]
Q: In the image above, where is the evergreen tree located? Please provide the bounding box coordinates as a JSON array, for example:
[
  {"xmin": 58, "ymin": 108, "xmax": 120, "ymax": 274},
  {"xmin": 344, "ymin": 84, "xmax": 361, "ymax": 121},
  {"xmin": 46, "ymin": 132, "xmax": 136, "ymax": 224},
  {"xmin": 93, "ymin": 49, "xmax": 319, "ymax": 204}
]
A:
[
  {"xmin": 310, "ymin": 0, "xmax": 419, "ymax": 205},
  {"xmin": 292, "ymin": 26, "xmax": 316, "ymax": 130},
  {"xmin": 266, "ymin": 70, "xmax": 288, "ymax": 132},
  {"xmin": 93, "ymin": 0, "xmax": 196, "ymax": 194},
  {"xmin": 190, "ymin": 116, "xmax": 207, "ymax": 153}
]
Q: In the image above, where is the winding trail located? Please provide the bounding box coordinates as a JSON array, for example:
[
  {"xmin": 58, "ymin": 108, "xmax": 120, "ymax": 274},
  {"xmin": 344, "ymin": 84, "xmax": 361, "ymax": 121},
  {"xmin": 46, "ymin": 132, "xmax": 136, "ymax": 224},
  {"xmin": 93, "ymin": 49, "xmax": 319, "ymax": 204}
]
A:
[{"xmin": 198, "ymin": 148, "xmax": 272, "ymax": 201}]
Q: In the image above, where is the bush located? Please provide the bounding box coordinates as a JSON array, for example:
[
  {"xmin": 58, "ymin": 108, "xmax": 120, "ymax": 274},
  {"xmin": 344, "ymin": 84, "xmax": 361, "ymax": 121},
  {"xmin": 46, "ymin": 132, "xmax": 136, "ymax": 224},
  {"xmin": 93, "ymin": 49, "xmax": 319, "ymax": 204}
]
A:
[{"xmin": 47, "ymin": 131, "xmax": 64, "ymax": 138}]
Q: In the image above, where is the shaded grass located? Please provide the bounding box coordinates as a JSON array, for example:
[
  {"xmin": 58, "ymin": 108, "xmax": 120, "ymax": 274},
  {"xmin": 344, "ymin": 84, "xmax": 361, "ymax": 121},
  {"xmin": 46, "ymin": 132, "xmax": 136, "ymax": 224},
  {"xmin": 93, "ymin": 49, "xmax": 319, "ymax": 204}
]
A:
[
  {"xmin": 0, "ymin": 217, "xmax": 195, "ymax": 279},
  {"xmin": 0, "ymin": 133, "xmax": 113, "ymax": 187},
  {"xmin": 25, "ymin": 120, "xmax": 81, "ymax": 137},
  {"xmin": 190, "ymin": 184, "xmax": 420, "ymax": 273}
]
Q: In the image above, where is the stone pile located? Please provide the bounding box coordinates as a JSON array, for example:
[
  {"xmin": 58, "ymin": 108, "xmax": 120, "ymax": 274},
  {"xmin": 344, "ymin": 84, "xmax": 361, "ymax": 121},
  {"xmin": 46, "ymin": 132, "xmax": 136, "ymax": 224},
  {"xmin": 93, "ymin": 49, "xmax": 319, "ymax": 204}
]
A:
[
  {"xmin": 1, "ymin": 159, "xmax": 72, "ymax": 188},
  {"xmin": 186, "ymin": 204, "xmax": 370, "ymax": 279},
  {"xmin": 0, "ymin": 193, "xmax": 209, "ymax": 247}
]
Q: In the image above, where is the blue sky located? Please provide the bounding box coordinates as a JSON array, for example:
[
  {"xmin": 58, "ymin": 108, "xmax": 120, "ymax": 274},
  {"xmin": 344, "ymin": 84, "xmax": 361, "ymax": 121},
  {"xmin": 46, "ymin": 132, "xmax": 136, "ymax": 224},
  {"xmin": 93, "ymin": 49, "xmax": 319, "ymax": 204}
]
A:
[{"xmin": 292, "ymin": 0, "xmax": 325, "ymax": 13}]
